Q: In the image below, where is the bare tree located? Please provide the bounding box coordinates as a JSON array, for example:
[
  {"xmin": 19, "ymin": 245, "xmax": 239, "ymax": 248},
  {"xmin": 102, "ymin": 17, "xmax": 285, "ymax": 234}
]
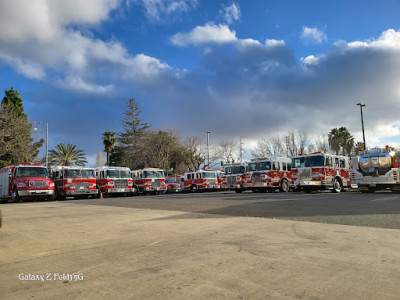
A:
[{"xmin": 216, "ymin": 140, "xmax": 239, "ymax": 164}]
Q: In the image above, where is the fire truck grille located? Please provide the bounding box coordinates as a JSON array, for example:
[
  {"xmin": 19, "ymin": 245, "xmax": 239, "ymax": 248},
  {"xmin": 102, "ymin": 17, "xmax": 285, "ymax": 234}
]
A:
[
  {"xmin": 30, "ymin": 181, "xmax": 47, "ymax": 188},
  {"xmin": 76, "ymin": 182, "xmax": 88, "ymax": 190},
  {"xmin": 227, "ymin": 176, "xmax": 236, "ymax": 185},
  {"xmin": 114, "ymin": 179, "xmax": 127, "ymax": 189},
  {"xmin": 152, "ymin": 179, "xmax": 161, "ymax": 188},
  {"xmin": 298, "ymin": 168, "xmax": 312, "ymax": 181},
  {"xmin": 252, "ymin": 172, "xmax": 261, "ymax": 183}
]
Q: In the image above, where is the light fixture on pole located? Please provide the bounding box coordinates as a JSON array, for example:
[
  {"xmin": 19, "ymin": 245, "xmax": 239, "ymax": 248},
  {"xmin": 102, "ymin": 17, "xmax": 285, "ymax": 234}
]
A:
[{"xmin": 356, "ymin": 103, "xmax": 366, "ymax": 150}]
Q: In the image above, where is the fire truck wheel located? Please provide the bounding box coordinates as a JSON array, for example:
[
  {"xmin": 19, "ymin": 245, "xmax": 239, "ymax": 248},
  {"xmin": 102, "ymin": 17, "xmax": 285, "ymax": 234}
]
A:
[
  {"xmin": 332, "ymin": 178, "xmax": 342, "ymax": 193},
  {"xmin": 235, "ymin": 189, "xmax": 243, "ymax": 193},
  {"xmin": 279, "ymin": 179, "xmax": 290, "ymax": 193},
  {"xmin": 190, "ymin": 185, "xmax": 197, "ymax": 193},
  {"xmin": 11, "ymin": 187, "xmax": 21, "ymax": 202},
  {"xmin": 47, "ymin": 194, "xmax": 55, "ymax": 201}
]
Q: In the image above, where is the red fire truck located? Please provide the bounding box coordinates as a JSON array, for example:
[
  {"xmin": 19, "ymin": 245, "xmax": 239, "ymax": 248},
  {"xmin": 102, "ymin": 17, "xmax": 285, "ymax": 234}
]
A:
[
  {"xmin": 351, "ymin": 146, "xmax": 400, "ymax": 193},
  {"xmin": 291, "ymin": 152, "xmax": 351, "ymax": 193},
  {"xmin": 222, "ymin": 163, "xmax": 247, "ymax": 193},
  {"xmin": 248, "ymin": 157, "xmax": 292, "ymax": 192},
  {"xmin": 95, "ymin": 166, "xmax": 135, "ymax": 197},
  {"xmin": 182, "ymin": 170, "xmax": 219, "ymax": 192},
  {"xmin": 132, "ymin": 168, "xmax": 167, "ymax": 195},
  {"xmin": 50, "ymin": 166, "xmax": 98, "ymax": 199},
  {"xmin": 0, "ymin": 163, "xmax": 55, "ymax": 202},
  {"xmin": 165, "ymin": 175, "xmax": 182, "ymax": 193}
]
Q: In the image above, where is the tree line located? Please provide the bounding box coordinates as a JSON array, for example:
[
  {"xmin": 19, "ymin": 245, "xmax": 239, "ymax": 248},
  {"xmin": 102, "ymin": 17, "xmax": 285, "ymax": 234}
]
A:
[{"xmin": 0, "ymin": 87, "xmax": 365, "ymax": 171}]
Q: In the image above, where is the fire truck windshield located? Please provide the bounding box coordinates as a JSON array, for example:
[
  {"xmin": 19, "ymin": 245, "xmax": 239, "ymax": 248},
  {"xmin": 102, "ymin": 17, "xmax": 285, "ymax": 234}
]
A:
[
  {"xmin": 292, "ymin": 157, "xmax": 305, "ymax": 168},
  {"xmin": 225, "ymin": 166, "xmax": 245, "ymax": 175},
  {"xmin": 305, "ymin": 155, "xmax": 325, "ymax": 167},
  {"xmin": 81, "ymin": 169, "xmax": 95, "ymax": 178},
  {"xmin": 65, "ymin": 169, "xmax": 81, "ymax": 177},
  {"xmin": 247, "ymin": 162, "xmax": 257, "ymax": 172},
  {"xmin": 202, "ymin": 172, "xmax": 216, "ymax": 179},
  {"xmin": 17, "ymin": 167, "xmax": 48, "ymax": 178},
  {"xmin": 120, "ymin": 170, "xmax": 131, "ymax": 178},
  {"xmin": 144, "ymin": 170, "xmax": 164, "ymax": 178},
  {"xmin": 106, "ymin": 170, "xmax": 120, "ymax": 178},
  {"xmin": 256, "ymin": 161, "xmax": 271, "ymax": 171}
]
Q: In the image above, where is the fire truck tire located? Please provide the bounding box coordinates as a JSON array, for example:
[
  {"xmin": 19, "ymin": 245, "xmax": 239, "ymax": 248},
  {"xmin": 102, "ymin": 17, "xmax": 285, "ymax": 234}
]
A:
[
  {"xmin": 47, "ymin": 194, "xmax": 55, "ymax": 201},
  {"xmin": 11, "ymin": 187, "xmax": 21, "ymax": 202},
  {"xmin": 279, "ymin": 179, "xmax": 290, "ymax": 193},
  {"xmin": 332, "ymin": 178, "xmax": 342, "ymax": 193},
  {"xmin": 235, "ymin": 189, "xmax": 243, "ymax": 193},
  {"xmin": 190, "ymin": 185, "xmax": 197, "ymax": 193}
]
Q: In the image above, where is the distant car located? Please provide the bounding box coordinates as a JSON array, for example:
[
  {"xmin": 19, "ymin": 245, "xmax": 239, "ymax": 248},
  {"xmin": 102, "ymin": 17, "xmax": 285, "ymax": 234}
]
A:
[{"xmin": 165, "ymin": 176, "xmax": 182, "ymax": 193}]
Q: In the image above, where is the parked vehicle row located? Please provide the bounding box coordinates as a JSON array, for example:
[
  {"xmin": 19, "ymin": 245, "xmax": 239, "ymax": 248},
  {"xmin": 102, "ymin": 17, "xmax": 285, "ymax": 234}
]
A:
[{"xmin": 0, "ymin": 146, "xmax": 398, "ymax": 202}]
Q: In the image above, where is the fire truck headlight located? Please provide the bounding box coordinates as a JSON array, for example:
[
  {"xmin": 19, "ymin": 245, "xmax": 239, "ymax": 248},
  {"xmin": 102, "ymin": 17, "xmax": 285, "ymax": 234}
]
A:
[
  {"xmin": 107, "ymin": 181, "xmax": 114, "ymax": 187},
  {"xmin": 49, "ymin": 182, "xmax": 55, "ymax": 187},
  {"xmin": 17, "ymin": 183, "xmax": 27, "ymax": 188},
  {"xmin": 88, "ymin": 184, "xmax": 95, "ymax": 189},
  {"xmin": 65, "ymin": 184, "xmax": 75, "ymax": 189}
]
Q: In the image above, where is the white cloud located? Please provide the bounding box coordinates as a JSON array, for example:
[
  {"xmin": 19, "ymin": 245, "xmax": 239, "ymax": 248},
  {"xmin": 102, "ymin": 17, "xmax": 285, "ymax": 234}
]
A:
[
  {"xmin": 265, "ymin": 39, "xmax": 285, "ymax": 47},
  {"xmin": 171, "ymin": 24, "xmax": 237, "ymax": 46},
  {"xmin": 220, "ymin": 3, "xmax": 241, "ymax": 25},
  {"xmin": 0, "ymin": 0, "xmax": 170, "ymax": 92},
  {"xmin": 300, "ymin": 26, "xmax": 327, "ymax": 44},
  {"xmin": 300, "ymin": 55, "xmax": 320, "ymax": 66},
  {"xmin": 58, "ymin": 76, "xmax": 115, "ymax": 94},
  {"xmin": 134, "ymin": 0, "xmax": 198, "ymax": 22}
]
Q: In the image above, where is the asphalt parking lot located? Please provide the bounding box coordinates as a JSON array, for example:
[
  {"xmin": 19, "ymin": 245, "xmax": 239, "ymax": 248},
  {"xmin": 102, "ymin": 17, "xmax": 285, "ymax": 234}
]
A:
[
  {"xmin": 68, "ymin": 190, "xmax": 400, "ymax": 229},
  {"xmin": 1, "ymin": 191, "xmax": 400, "ymax": 299}
]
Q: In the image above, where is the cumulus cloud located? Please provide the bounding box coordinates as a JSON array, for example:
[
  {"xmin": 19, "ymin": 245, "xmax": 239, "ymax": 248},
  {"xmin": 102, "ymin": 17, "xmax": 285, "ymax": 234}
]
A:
[
  {"xmin": 300, "ymin": 26, "xmax": 327, "ymax": 44},
  {"xmin": 150, "ymin": 29, "xmax": 400, "ymax": 151},
  {"xmin": 220, "ymin": 2, "xmax": 241, "ymax": 24},
  {"xmin": 0, "ymin": 0, "xmax": 170, "ymax": 93},
  {"xmin": 171, "ymin": 24, "xmax": 238, "ymax": 46},
  {"xmin": 133, "ymin": 0, "xmax": 198, "ymax": 22}
]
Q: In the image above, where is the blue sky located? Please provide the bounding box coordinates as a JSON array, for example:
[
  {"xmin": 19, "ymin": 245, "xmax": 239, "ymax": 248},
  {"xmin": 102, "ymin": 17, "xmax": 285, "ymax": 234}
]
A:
[{"xmin": 1, "ymin": 0, "xmax": 400, "ymax": 166}]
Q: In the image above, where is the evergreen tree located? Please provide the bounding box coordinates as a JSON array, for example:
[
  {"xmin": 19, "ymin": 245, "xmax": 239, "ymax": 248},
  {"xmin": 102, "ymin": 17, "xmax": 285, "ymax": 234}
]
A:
[{"xmin": 0, "ymin": 88, "xmax": 44, "ymax": 167}]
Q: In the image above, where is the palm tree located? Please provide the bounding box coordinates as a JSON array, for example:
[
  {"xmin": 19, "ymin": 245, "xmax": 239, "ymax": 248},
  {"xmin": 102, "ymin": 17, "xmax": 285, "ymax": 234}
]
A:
[
  {"xmin": 48, "ymin": 143, "xmax": 88, "ymax": 166},
  {"xmin": 102, "ymin": 131, "xmax": 117, "ymax": 166},
  {"xmin": 328, "ymin": 127, "xmax": 354, "ymax": 156}
]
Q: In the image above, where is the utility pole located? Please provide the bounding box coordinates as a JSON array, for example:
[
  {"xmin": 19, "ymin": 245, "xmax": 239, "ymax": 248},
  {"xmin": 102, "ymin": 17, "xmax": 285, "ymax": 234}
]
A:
[
  {"xmin": 206, "ymin": 131, "xmax": 211, "ymax": 168},
  {"xmin": 45, "ymin": 122, "xmax": 48, "ymax": 167},
  {"xmin": 356, "ymin": 103, "xmax": 366, "ymax": 150}
]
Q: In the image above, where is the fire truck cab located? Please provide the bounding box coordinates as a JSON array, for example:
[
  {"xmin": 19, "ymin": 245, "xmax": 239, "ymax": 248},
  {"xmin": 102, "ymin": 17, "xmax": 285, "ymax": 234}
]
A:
[
  {"xmin": 222, "ymin": 163, "xmax": 247, "ymax": 193},
  {"xmin": 50, "ymin": 166, "xmax": 98, "ymax": 199},
  {"xmin": 291, "ymin": 152, "xmax": 350, "ymax": 193},
  {"xmin": 182, "ymin": 170, "xmax": 219, "ymax": 192},
  {"xmin": 95, "ymin": 166, "xmax": 135, "ymax": 197},
  {"xmin": 351, "ymin": 146, "xmax": 400, "ymax": 193},
  {"xmin": 0, "ymin": 163, "xmax": 55, "ymax": 202},
  {"xmin": 132, "ymin": 168, "xmax": 167, "ymax": 195},
  {"xmin": 248, "ymin": 157, "xmax": 292, "ymax": 192}
]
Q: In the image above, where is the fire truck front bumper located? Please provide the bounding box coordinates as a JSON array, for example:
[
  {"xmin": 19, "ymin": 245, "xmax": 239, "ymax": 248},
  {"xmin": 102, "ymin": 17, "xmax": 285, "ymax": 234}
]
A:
[
  {"xmin": 18, "ymin": 190, "xmax": 54, "ymax": 197},
  {"xmin": 253, "ymin": 182, "xmax": 273, "ymax": 187},
  {"xmin": 66, "ymin": 189, "xmax": 98, "ymax": 196},
  {"xmin": 106, "ymin": 188, "xmax": 136, "ymax": 194},
  {"xmin": 299, "ymin": 180, "xmax": 323, "ymax": 186},
  {"xmin": 145, "ymin": 186, "xmax": 167, "ymax": 192}
]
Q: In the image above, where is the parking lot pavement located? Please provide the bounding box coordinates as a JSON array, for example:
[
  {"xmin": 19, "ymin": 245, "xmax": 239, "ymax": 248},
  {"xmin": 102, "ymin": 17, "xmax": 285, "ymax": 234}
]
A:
[
  {"xmin": 68, "ymin": 190, "xmax": 400, "ymax": 229},
  {"xmin": 1, "ymin": 201, "xmax": 400, "ymax": 299}
]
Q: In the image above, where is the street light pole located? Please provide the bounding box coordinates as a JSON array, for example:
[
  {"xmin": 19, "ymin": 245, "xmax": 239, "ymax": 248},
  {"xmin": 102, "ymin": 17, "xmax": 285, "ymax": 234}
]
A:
[
  {"xmin": 206, "ymin": 131, "xmax": 211, "ymax": 168},
  {"xmin": 45, "ymin": 122, "xmax": 48, "ymax": 167},
  {"xmin": 356, "ymin": 103, "xmax": 366, "ymax": 150}
]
